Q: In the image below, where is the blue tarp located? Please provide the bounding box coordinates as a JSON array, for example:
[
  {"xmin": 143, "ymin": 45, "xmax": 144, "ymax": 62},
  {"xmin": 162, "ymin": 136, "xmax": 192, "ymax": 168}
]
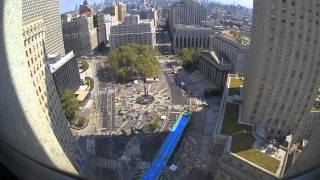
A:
[{"xmin": 141, "ymin": 111, "xmax": 192, "ymax": 180}]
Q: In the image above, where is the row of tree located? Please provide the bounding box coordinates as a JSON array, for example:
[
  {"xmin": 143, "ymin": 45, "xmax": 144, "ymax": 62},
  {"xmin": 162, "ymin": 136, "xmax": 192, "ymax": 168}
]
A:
[
  {"xmin": 60, "ymin": 89, "xmax": 80, "ymax": 124},
  {"xmin": 107, "ymin": 44, "xmax": 159, "ymax": 82}
]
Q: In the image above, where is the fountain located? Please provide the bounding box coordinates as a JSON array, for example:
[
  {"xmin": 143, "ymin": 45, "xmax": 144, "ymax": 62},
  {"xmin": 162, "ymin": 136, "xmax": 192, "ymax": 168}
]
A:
[{"xmin": 136, "ymin": 83, "xmax": 155, "ymax": 105}]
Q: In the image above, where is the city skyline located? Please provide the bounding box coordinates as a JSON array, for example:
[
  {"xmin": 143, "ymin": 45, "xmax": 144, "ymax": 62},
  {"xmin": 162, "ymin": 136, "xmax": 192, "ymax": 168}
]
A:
[{"xmin": 60, "ymin": 0, "xmax": 253, "ymax": 13}]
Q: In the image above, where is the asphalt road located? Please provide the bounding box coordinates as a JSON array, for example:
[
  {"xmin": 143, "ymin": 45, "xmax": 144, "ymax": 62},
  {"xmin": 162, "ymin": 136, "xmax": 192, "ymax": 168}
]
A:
[
  {"xmin": 96, "ymin": 63, "xmax": 116, "ymax": 131},
  {"xmin": 162, "ymin": 64, "xmax": 188, "ymax": 105},
  {"xmin": 96, "ymin": 63, "xmax": 109, "ymax": 129}
]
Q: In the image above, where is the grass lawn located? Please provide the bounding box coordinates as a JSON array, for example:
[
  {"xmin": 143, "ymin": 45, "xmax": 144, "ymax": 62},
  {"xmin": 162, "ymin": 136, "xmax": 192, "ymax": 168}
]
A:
[
  {"xmin": 229, "ymin": 77, "xmax": 243, "ymax": 89},
  {"xmin": 236, "ymin": 148, "xmax": 281, "ymax": 174},
  {"xmin": 231, "ymin": 134, "xmax": 280, "ymax": 174},
  {"xmin": 85, "ymin": 77, "xmax": 94, "ymax": 91},
  {"xmin": 231, "ymin": 134, "xmax": 255, "ymax": 153},
  {"xmin": 78, "ymin": 60, "xmax": 89, "ymax": 72},
  {"xmin": 221, "ymin": 103, "xmax": 251, "ymax": 135}
]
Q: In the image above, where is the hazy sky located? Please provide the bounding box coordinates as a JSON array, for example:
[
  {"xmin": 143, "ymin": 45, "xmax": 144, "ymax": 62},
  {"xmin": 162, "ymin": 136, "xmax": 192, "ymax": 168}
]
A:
[
  {"xmin": 217, "ymin": 0, "xmax": 253, "ymax": 8},
  {"xmin": 60, "ymin": 0, "xmax": 253, "ymax": 13}
]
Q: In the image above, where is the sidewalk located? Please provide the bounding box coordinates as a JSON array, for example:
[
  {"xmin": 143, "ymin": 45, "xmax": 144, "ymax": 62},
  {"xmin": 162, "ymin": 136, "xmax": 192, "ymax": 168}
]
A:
[{"xmin": 74, "ymin": 61, "xmax": 100, "ymax": 136}]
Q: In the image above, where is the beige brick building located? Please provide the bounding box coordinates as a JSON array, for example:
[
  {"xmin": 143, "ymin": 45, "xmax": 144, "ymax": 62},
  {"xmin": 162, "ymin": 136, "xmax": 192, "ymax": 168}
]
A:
[
  {"xmin": 22, "ymin": 0, "xmax": 65, "ymax": 55},
  {"xmin": 22, "ymin": 16, "xmax": 85, "ymax": 175}
]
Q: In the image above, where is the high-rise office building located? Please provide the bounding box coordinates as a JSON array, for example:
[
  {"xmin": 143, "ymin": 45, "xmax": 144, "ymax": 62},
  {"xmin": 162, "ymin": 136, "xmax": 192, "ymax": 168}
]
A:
[
  {"xmin": 103, "ymin": 1, "xmax": 127, "ymax": 22},
  {"xmin": 212, "ymin": 1, "xmax": 320, "ymax": 179},
  {"xmin": 96, "ymin": 12, "xmax": 107, "ymax": 44},
  {"xmin": 242, "ymin": 0, "xmax": 320, "ymax": 139},
  {"xmin": 103, "ymin": 14, "xmax": 120, "ymax": 41},
  {"xmin": 0, "ymin": 1, "xmax": 87, "ymax": 178},
  {"xmin": 22, "ymin": 0, "xmax": 65, "ymax": 55},
  {"xmin": 62, "ymin": 16, "xmax": 98, "ymax": 56},
  {"xmin": 169, "ymin": 0, "xmax": 207, "ymax": 30},
  {"xmin": 138, "ymin": 4, "xmax": 158, "ymax": 27},
  {"xmin": 110, "ymin": 15, "xmax": 156, "ymax": 50},
  {"xmin": 23, "ymin": 17, "xmax": 85, "ymax": 174},
  {"xmin": 117, "ymin": 2, "xmax": 127, "ymax": 22}
]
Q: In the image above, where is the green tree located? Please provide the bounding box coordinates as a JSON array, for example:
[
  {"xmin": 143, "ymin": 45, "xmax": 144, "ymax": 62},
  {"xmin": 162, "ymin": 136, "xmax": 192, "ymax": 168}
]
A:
[
  {"xmin": 178, "ymin": 48, "xmax": 200, "ymax": 70},
  {"xmin": 60, "ymin": 89, "xmax": 80, "ymax": 123},
  {"xmin": 147, "ymin": 117, "xmax": 161, "ymax": 132},
  {"xmin": 85, "ymin": 77, "xmax": 94, "ymax": 91},
  {"xmin": 107, "ymin": 44, "xmax": 159, "ymax": 82},
  {"xmin": 179, "ymin": 48, "xmax": 193, "ymax": 64},
  {"xmin": 77, "ymin": 117, "xmax": 86, "ymax": 127}
]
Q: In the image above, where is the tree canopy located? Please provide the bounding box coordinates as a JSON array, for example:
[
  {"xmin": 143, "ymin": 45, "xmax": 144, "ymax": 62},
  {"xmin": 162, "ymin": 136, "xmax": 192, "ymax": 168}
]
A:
[
  {"xmin": 107, "ymin": 44, "xmax": 159, "ymax": 82},
  {"xmin": 178, "ymin": 48, "xmax": 200, "ymax": 70},
  {"xmin": 146, "ymin": 117, "xmax": 161, "ymax": 132},
  {"xmin": 60, "ymin": 89, "xmax": 80, "ymax": 123}
]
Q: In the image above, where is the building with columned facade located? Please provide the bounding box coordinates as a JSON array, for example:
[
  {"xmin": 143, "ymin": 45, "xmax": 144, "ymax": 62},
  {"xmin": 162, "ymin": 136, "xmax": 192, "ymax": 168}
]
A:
[
  {"xmin": 209, "ymin": 33, "xmax": 249, "ymax": 74},
  {"xmin": 172, "ymin": 24, "xmax": 219, "ymax": 53},
  {"xmin": 198, "ymin": 50, "xmax": 232, "ymax": 89}
]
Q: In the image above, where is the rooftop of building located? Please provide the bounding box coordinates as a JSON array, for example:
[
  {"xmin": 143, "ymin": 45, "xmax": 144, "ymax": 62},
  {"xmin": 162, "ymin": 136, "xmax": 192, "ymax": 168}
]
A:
[
  {"xmin": 221, "ymin": 102, "xmax": 284, "ymax": 175},
  {"xmin": 221, "ymin": 75, "xmax": 287, "ymax": 177},
  {"xmin": 117, "ymin": 18, "xmax": 153, "ymax": 26},
  {"xmin": 49, "ymin": 51, "xmax": 75, "ymax": 73},
  {"xmin": 172, "ymin": 0, "xmax": 204, "ymax": 6},
  {"xmin": 200, "ymin": 50, "xmax": 231, "ymax": 65},
  {"xmin": 227, "ymin": 74, "xmax": 244, "ymax": 96},
  {"xmin": 174, "ymin": 24, "xmax": 216, "ymax": 31},
  {"xmin": 219, "ymin": 30, "xmax": 251, "ymax": 45}
]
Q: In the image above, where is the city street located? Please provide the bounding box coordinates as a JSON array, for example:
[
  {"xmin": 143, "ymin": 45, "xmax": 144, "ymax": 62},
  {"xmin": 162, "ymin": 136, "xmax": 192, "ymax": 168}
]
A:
[
  {"xmin": 96, "ymin": 61, "xmax": 116, "ymax": 132},
  {"xmin": 161, "ymin": 61, "xmax": 188, "ymax": 106},
  {"xmin": 73, "ymin": 57, "xmax": 115, "ymax": 136}
]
